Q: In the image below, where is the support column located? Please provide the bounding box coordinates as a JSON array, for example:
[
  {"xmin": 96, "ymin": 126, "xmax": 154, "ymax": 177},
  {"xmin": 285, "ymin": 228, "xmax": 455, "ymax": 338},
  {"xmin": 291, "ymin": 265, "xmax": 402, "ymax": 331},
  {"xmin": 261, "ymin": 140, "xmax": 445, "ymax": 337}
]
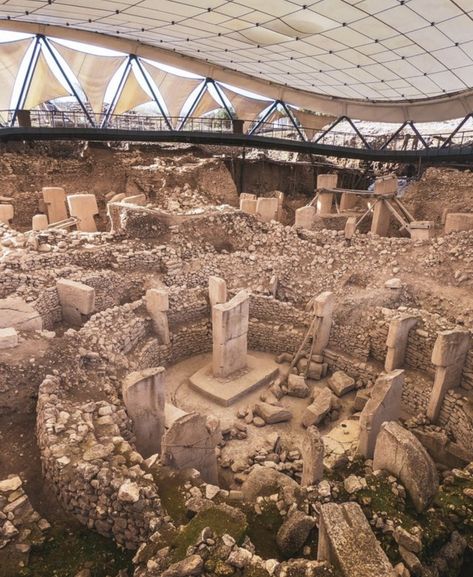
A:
[
  {"xmin": 123, "ymin": 367, "xmax": 166, "ymax": 458},
  {"xmin": 385, "ymin": 315, "xmax": 418, "ymax": 371},
  {"xmin": 208, "ymin": 276, "xmax": 227, "ymax": 308},
  {"xmin": 313, "ymin": 291, "xmax": 334, "ymax": 355},
  {"xmin": 357, "ymin": 369, "xmax": 404, "ymax": 458},
  {"xmin": 146, "ymin": 288, "xmax": 170, "ymax": 344},
  {"xmin": 301, "ymin": 426, "xmax": 324, "ymax": 486},
  {"xmin": 427, "ymin": 330, "xmax": 470, "ymax": 422},
  {"xmin": 316, "ymin": 174, "xmax": 338, "ymax": 216},
  {"xmin": 371, "ymin": 199, "xmax": 391, "ymax": 236},
  {"xmin": 212, "ymin": 290, "xmax": 249, "ymax": 378}
]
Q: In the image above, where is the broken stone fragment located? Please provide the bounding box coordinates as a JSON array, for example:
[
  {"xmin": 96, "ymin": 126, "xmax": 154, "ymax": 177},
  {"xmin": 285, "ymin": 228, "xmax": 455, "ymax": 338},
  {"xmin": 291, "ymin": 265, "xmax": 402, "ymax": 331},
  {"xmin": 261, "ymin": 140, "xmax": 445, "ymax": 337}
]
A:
[
  {"xmin": 117, "ymin": 480, "xmax": 140, "ymax": 503},
  {"xmin": 302, "ymin": 388, "xmax": 333, "ymax": 427},
  {"xmin": 287, "ymin": 374, "xmax": 310, "ymax": 398},
  {"xmin": 254, "ymin": 401, "xmax": 292, "ymax": 424},
  {"xmin": 276, "ymin": 510, "xmax": 316, "ymax": 557},
  {"xmin": 161, "ymin": 554, "xmax": 203, "ymax": 577},
  {"xmin": 327, "ymin": 371, "xmax": 355, "ymax": 397}
]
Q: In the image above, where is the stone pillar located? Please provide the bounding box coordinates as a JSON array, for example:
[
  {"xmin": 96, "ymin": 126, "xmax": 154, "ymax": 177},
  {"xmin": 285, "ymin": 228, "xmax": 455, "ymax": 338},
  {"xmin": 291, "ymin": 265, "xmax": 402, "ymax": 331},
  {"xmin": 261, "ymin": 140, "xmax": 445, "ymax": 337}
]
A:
[
  {"xmin": 256, "ymin": 197, "xmax": 279, "ymax": 222},
  {"xmin": 357, "ymin": 369, "xmax": 404, "ymax": 458},
  {"xmin": 67, "ymin": 194, "xmax": 99, "ymax": 232},
  {"xmin": 162, "ymin": 412, "xmax": 221, "ymax": 484},
  {"xmin": 373, "ymin": 421, "xmax": 438, "ymax": 512},
  {"xmin": 371, "ymin": 199, "xmax": 391, "ymax": 236},
  {"xmin": 0, "ymin": 204, "xmax": 14, "ymax": 225},
  {"xmin": 317, "ymin": 174, "xmax": 338, "ymax": 189},
  {"xmin": 339, "ymin": 192, "xmax": 357, "ymax": 211},
  {"xmin": 275, "ymin": 191, "xmax": 284, "ymax": 221},
  {"xmin": 240, "ymin": 198, "xmax": 257, "ymax": 214},
  {"xmin": 208, "ymin": 276, "xmax": 227, "ymax": 308},
  {"xmin": 32, "ymin": 214, "xmax": 49, "ymax": 231},
  {"xmin": 301, "ymin": 426, "xmax": 324, "ymax": 486},
  {"xmin": 42, "ymin": 187, "xmax": 68, "ymax": 224},
  {"xmin": 212, "ymin": 290, "xmax": 249, "ymax": 378},
  {"xmin": 385, "ymin": 315, "xmax": 418, "ymax": 371},
  {"xmin": 313, "ymin": 291, "xmax": 334, "ymax": 355},
  {"xmin": 316, "ymin": 193, "xmax": 333, "ymax": 215},
  {"xmin": 344, "ymin": 216, "xmax": 357, "ymax": 240},
  {"xmin": 146, "ymin": 288, "xmax": 170, "ymax": 345},
  {"xmin": 374, "ymin": 176, "xmax": 397, "ymax": 195},
  {"xmin": 123, "ymin": 367, "xmax": 166, "ymax": 458},
  {"xmin": 295, "ymin": 206, "xmax": 315, "ymax": 229},
  {"xmin": 427, "ymin": 329, "xmax": 471, "ymax": 422},
  {"xmin": 56, "ymin": 278, "xmax": 95, "ymax": 325}
]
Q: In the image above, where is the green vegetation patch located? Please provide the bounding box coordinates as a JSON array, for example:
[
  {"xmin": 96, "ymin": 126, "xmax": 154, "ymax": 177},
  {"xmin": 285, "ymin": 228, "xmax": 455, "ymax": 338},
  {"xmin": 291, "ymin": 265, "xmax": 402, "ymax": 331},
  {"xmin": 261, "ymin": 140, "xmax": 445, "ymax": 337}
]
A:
[{"xmin": 16, "ymin": 524, "xmax": 133, "ymax": 577}]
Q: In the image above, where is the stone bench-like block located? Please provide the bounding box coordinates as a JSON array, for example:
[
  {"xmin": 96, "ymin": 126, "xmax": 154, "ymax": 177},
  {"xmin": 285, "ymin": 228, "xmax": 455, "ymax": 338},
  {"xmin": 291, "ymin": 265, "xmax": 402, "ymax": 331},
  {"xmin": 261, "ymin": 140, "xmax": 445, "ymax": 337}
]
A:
[
  {"xmin": 32, "ymin": 214, "xmax": 49, "ymax": 230},
  {"xmin": 0, "ymin": 204, "xmax": 14, "ymax": 224},
  {"xmin": 56, "ymin": 279, "xmax": 95, "ymax": 324},
  {"xmin": 445, "ymin": 213, "xmax": 473, "ymax": 234}
]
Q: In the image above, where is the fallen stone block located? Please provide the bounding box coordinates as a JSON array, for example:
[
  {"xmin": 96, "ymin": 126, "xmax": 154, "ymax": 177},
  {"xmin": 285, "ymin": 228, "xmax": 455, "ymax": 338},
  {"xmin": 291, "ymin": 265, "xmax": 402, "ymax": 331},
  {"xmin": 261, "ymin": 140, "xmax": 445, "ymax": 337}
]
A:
[
  {"xmin": 254, "ymin": 402, "xmax": 292, "ymax": 424},
  {"xmin": 327, "ymin": 371, "xmax": 355, "ymax": 397},
  {"xmin": 302, "ymin": 388, "xmax": 333, "ymax": 427},
  {"xmin": 287, "ymin": 374, "xmax": 310, "ymax": 398},
  {"xmin": 276, "ymin": 510, "xmax": 315, "ymax": 557}
]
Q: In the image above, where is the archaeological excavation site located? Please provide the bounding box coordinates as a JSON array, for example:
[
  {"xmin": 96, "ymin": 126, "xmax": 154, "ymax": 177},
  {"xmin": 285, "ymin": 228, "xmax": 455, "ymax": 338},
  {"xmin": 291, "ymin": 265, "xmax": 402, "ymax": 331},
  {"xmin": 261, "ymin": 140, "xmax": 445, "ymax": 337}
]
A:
[{"xmin": 1, "ymin": 3, "xmax": 473, "ymax": 577}]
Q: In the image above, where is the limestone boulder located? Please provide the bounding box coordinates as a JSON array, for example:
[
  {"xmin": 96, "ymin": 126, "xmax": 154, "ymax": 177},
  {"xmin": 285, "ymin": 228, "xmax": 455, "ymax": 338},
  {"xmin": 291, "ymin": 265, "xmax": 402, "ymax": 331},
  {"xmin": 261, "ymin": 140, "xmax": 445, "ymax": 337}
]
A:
[
  {"xmin": 241, "ymin": 466, "xmax": 300, "ymax": 502},
  {"xmin": 373, "ymin": 421, "xmax": 439, "ymax": 512},
  {"xmin": 254, "ymin": 402, "xmax": 292, "ymax": 424},
  {"xmin": 287, "ymin": 374, "xmax": 310, "ymax": 398},
  {"xmin": 276, "ymin": 510, "xmax": 315, "ymax": 557},
  {"xmin": 327, "ymin": 371, "xmax": 355, "ymax": 397},
  {"xmin": 162, "ymin": 554, "xmax": 204, "ymax": 577},
  {"xmin": 302, "ymin": 388, "xmax": 333, "ymax": 427}
]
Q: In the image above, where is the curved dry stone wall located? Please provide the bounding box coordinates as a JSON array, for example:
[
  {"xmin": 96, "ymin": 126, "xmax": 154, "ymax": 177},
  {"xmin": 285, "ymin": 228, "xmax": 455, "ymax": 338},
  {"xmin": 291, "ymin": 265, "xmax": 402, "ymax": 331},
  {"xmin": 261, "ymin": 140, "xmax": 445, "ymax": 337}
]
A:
[{"xmin": 36, "ymin": 375, "xmax": 172, "ymax": 549}]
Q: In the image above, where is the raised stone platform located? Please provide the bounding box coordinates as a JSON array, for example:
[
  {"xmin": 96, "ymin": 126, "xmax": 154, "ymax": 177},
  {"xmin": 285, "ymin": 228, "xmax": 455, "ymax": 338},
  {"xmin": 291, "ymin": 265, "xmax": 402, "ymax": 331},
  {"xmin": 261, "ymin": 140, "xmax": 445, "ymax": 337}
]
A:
[{"xmin": 189, "ymin": 354, "xmax": 279, "ymax": 406}]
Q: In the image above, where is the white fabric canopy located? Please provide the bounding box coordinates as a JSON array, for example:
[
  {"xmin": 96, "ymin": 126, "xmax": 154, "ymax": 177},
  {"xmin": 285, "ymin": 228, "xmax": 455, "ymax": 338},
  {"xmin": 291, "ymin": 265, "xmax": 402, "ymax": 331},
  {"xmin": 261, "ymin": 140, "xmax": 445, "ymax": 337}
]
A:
[
  {"xmin": 216, "ymin": 83, "xmax": 272, "ymax": 121},
  {"xmin": 24, "ymin": 51, "xmax": 69, "ymax": 109},
  {"xmin": 189, "ymin": 89, "xmax": 222, "ymax": 119},
  {"xmin": 289, "ymin": 107, "xmax": 336, "ymax": 141},
  {"xmin": 113, "ymin": 68, "xmax": 151, "ymax": 115},
  {"xmin": 0, "ymin": 38, "xmax": 32, "ymax": 120},
  {"xmin": 141, "ymin": 61, "xmax": 202, "ymax": 121},
  {"xmin": 51, "ymin": 41, "xmax": 124, "ymax": 114}
]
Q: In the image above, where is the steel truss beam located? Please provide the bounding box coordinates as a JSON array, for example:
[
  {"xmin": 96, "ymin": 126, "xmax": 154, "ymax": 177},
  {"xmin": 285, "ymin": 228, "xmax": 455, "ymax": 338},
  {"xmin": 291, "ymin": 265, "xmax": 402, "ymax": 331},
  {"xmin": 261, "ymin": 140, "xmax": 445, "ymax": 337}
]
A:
[
  {"xmin": 133, "ymin": 56, "xmax": 173, "ymax": 130},
  {"xmin": 314, "ymin": 115, "xmax": 371, "ymax": 149}
]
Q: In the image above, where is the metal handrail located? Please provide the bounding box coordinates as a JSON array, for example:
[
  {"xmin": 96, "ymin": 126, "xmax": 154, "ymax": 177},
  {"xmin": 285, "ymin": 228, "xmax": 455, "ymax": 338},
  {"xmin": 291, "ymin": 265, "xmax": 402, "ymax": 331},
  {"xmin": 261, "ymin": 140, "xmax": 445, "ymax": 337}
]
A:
[{"xmin": 1, "ymin": 109, "xmax": 472, "ymax": 154}]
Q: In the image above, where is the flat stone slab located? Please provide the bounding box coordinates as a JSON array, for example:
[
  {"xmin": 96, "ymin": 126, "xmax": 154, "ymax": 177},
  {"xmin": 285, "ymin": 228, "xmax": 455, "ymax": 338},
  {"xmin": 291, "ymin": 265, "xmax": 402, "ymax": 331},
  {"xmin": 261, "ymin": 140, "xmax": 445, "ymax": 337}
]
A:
[{"xmin": 189, "ymin": 354, "xmax": 279, "ymax": 407}]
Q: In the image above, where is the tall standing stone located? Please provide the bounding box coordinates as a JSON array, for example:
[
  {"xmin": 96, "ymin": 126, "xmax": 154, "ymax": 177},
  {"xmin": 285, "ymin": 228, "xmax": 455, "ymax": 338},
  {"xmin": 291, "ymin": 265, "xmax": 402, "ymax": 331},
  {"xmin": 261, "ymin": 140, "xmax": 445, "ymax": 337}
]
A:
[
  {"xmin": 122, "ymin": 367, "xmax": 166, "ymax": 458},
  {"xmin": 42, "ymin": 187, "xmax": 68, "ymax": 224},
  {"xmin": 427, "ymin": 329, "xmax": 470, "ymax": 422},
  {"xmin": 208, "ymin": 276, "xmax": 227, "ymax": 308},
  {"xmin": 357, "ymin": 370, "xmax": 404, "ymax": 458},
  {"xmin": 212, "ymin": 290, "xmax": 249, "ymax": 378},
  {"xmin": 146, "ymin": 288, "xmax": 170, "ymax": 344},
  {"xmin": 385, "ymin": 315, "xmax": 418, "ymax": 371},
  {"xmin": 301, "ymin": 426, "xmax": 324, "ymax": 486},
  {"xmin": 313, "ymin": 291, "xmax": 334, "ymax": 355},
  {"xmin": 67, "ymin": 194, "xmax": 99, "ymax": 232}
]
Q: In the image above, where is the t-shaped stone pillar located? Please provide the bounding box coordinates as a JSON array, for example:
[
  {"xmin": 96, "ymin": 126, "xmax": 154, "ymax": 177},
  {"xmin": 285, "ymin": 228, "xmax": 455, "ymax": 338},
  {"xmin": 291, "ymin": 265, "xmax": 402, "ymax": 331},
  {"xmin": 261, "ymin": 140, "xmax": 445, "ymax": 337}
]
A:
[
  {"xmin": 67, "ymin": 194, "xmax": 99, "ymax": 232},
  {"xmin": 212, "ymin": 290, "xmax": 249, "ymax": 378},
  {"xmin": 301, "ymin": 426, "xmax": 324, "ymax": 486},
  {"xmin": 357, "ymin": 369, "xmax": 404, "ymax": 459},
  {"xmin": 256, "ymin": 197, "xmax": 279, "ymax": 222},
  {"xmin": 122, "ymin": 367, "xmax": 166, "ymax": 458},
  {"xmin": 371, "ymin": 199, "xmax": 391, "ymax": 236},
  {"xmin": 312, "ymin": 291, "xmax": 334, "ymax": 355},
  {"xmin": 208, "ymin": 276, "xmax": 227, "ymax": 308},
  {"xmin": 427, "ymin": 329, "xmax": 470, "ymax": 422},
  {"xmin": 316, "ymin": 174, "xmax": 338, "ymax": 215},
  {"xmin": 385, "ymin": 315, "xmax": 418, "ymax": 371},
  {"xmin": 42, "ymin": 187, "xmax": 68, "ymax": 224},
  {"xmin": 146, "ymin": 288, "xmax": 170, "ymax": 345}
]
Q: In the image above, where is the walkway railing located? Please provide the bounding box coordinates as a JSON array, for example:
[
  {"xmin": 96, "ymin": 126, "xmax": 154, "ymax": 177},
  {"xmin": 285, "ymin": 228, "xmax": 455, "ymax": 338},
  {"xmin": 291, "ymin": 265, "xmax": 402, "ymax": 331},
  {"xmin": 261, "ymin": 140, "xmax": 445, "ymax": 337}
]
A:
[{"xmin": 1, "ymin": 109, "xmax": 473, "ymax": 160}]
